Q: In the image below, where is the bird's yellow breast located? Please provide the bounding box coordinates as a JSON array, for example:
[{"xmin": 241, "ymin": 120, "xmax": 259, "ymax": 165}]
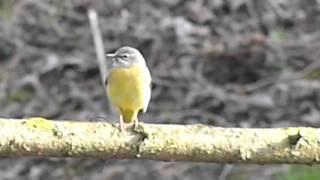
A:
[{"xmin": 106, "ymin": 65, "xmax": 150, "ymax": 111}]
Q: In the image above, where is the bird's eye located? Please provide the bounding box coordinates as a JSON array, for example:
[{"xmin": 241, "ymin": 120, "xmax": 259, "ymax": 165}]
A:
[{"xmin": 122, "ymin": 54, "xmax": 129, "ymax": 58}]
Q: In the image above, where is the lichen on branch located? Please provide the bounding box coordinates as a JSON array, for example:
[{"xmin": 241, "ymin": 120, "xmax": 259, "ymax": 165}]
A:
[{"xmin": 0, "ymin": 118, "xmax": 319, "ymax": 164}]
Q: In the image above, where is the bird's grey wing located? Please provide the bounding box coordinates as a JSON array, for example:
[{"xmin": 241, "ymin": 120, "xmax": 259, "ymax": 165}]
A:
[
  {"xmin": 104, "ymin": 66, "xmax": 113, "ymax": 87},
  {"xmin": 104, "ymin": 62, "xmax": 114, "ymax": 87},
  {"xmin": 104, "ymin": 75, "xmax": 109, "ymax": 86}
]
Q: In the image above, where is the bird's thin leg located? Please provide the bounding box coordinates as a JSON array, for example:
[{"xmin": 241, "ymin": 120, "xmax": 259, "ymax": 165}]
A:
[
  {"xmin": 133, "ymin": 117, "xmax": 139, "ymax": 130},
  {"xmin": 119, "ymin": 115, "xmax": 124, "ymax": 132}
]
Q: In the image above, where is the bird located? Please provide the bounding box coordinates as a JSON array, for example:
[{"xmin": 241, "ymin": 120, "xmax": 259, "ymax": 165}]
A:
[{"xmin": 105, "ymin": 46, "xmax": 152, "ymax": 131}]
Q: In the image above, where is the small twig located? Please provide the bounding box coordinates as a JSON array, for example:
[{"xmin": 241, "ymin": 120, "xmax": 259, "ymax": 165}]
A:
[
  {"xmin": 87, "ymin": 8, "xmax": 107, "ymax": 85},
  {"xmin": 244, "ymin": 61, "xmax": 320, "ymax": 92},
  {"xmin": 265, "ymin": 0, "xmax": 288, "ymax": 20},
  {"xmin": 87, "ymin": 8, "xmax": 111, "ymax": 112}
]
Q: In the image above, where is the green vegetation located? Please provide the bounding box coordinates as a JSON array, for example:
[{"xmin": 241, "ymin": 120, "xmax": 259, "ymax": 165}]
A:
[
  {"xmin": 304, "ymin": 67, "xmax": 320, "ymax": 80},
  {"xmin": 270, "ymin": 29, "xmax": 286, "ymax": 43},
  {"xmin": 5, "ymin": 86, "xmax": 34, "ymax": 103},
  {"xmin": 0, "ymin": 0, "xmax": 14, "ymax": 22},
  {"xmin": 275, "ymin": 165, "xmax": 320, "ymax": 180}
]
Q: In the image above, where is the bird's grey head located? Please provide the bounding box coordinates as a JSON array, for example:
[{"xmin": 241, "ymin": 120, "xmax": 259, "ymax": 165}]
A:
[{"xmin": 106, "ymin": 46, "xmax": 146, "ymax": 68}]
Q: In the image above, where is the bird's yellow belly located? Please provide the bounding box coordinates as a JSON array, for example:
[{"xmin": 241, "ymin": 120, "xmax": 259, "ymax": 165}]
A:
[{"xmin": 107, "ymin": 65, "xmax": 148, "ymax": 111}]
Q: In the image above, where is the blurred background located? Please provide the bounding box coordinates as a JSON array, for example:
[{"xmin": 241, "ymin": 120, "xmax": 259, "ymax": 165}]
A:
[{"xmin": 1, "ymin": 0, "xmax": 320, "ymax": 179}]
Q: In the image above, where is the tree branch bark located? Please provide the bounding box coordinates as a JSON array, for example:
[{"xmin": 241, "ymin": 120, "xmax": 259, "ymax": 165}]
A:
[{"xmin": 0, "ymin": 118, "xmax": 319, "ymax": 164}]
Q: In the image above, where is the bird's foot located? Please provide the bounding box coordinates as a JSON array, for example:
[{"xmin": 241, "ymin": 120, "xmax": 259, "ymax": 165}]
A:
[
  {"xmin": 110, "ymin": 122, "xmax": 124, "ymax": 131},
  {"xmin": 133, "ymin": 122, "xmax": 139, "ymax": 131},
  {"xmin": 132, "ymin": 122, "xmax": 148, "ymax": 141},
  {"xmin": 133, "ymin": 121, "xmax": 144, "ymax": 132},
  {"xmin": 119, "ymin": 120, "xmax": 125, "ymax": 132},
  {"xmin": 133, "ymin": 118, "xmax": 141, "ymax": 131},
  {"xmin": 114, "ymin": 115, "xmax": 125, "ymax": 132}
]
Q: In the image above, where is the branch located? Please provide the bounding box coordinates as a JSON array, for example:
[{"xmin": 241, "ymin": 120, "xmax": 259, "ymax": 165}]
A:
[{"xmin": 0, "ymin": 118, "xmax": 319, "ymax": 164}]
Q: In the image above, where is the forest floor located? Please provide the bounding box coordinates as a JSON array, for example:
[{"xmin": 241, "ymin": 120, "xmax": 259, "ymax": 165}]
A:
[{"xmin": 0, "ymin": 0, "xmax": 320, "ymax": 180}]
